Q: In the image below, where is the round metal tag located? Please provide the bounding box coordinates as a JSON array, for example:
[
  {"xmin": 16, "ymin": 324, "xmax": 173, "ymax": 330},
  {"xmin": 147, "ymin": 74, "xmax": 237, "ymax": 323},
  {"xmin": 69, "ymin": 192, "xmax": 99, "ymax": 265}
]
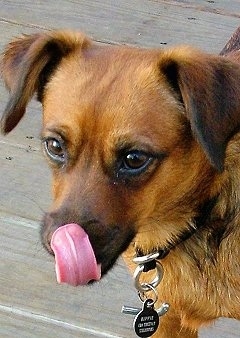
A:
[{"xmin": 133, "ymin": 299, "xmax": 159, "ymax": 337}]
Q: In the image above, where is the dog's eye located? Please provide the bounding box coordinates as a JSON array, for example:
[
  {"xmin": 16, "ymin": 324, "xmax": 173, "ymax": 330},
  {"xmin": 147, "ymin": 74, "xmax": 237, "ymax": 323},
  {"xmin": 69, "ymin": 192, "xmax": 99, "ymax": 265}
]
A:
[
  {"xmin": 120, "ymin": 150, "xmax": 153, "ymax": 176},
  {"xmin": 123, "ymin": 151, "xmax": 150, "ymax": 170},
  {"xmin": 44, "ymin": 138, "xmax": 65, "ymax": 163}
]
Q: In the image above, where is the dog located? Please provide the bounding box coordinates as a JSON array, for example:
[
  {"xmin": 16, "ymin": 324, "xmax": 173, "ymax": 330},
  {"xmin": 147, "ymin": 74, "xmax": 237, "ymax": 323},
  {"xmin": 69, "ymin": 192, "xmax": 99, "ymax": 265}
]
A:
[{"xmin": 1, "ymin": 27, "xmax": 240, "ymax": 337}]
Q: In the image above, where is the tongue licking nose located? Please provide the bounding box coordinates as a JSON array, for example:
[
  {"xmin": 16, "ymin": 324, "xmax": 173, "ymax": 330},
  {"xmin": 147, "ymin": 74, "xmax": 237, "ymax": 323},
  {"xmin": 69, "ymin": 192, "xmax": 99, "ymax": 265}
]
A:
[{"xmin": 50, "ymin": 223, "xmax": 101, "ymax": 286}]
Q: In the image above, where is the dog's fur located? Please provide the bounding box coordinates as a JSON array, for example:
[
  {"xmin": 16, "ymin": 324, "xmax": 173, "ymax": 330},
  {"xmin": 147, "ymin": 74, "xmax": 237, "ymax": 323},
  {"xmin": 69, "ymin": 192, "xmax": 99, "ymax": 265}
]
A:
[{"xmin": 1, "ymin": 28, "xmax": 240, "ymax": 337}]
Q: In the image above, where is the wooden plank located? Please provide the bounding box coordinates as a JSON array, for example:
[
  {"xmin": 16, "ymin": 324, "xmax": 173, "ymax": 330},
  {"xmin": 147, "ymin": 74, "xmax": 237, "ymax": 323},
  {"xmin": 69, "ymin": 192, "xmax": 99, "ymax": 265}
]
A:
[
  {"xmin": 161, "ymin": 0, "xmax": 240, "ymax": 16},
  {"xmin": 0, "ymin": 142, "xmax": 50, "ymax": 220},
  {"xmin": 0, "ymin": 21, "xmax": 44, "ymax": 51},
  {"xmin": 0, "ymin": 95, "xmax": 49, "ymax": 220},
  {"xmin": 1, "ymin": 309, "xmax": 120, "ymax": 338},
  {"xmin": 0, "ymin": 0, "xmax": 239, "ymax": 52},
  {"xmin": 200, "ymin": 319, "xmax": 240, "ymax": 338}
]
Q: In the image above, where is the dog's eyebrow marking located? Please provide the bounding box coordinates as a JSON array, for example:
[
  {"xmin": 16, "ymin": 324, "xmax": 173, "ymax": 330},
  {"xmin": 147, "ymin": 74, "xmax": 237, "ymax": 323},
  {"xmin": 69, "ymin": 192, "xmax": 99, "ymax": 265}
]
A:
[
  {"xmin": 41, "ymin": 125, "xmax": 78, "ymax": 148},
  {"xmin": 114, "ymin": 135, "xmax": 159, "ymax": 152},
  {"xmin": 114, "ymin": 138, "xmax": 168, "ymax": 161},
  {"xmin": 42, "ymin": 125, "xmax": 69, "ymax": 138}
]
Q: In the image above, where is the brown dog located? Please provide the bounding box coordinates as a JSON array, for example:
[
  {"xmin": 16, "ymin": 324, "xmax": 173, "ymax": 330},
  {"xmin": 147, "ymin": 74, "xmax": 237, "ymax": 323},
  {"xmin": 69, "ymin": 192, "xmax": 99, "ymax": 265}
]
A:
[{"xmin": 1, "ymin": 27, "xmax": 240, "ymax": 337}]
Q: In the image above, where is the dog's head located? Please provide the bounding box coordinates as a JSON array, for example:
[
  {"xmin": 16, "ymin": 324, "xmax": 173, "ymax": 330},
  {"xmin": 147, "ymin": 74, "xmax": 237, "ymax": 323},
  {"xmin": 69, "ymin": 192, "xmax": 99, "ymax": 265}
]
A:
[{"xmin": 1, "ymin": 31, "xmax": 240, "ymax": 284}]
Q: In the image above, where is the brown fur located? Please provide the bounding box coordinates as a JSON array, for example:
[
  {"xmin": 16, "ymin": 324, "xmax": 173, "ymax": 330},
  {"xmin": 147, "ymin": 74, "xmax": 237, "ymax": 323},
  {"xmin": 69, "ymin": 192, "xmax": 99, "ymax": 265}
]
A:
[{"xmin": 1, "ymin": 28, "xmax": 240, "ymax": 337}]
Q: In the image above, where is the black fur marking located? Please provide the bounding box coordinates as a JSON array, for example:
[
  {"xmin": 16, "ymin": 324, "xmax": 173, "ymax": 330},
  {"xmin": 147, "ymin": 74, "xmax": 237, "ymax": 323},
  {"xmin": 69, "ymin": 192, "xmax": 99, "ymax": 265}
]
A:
[
  {"xmin": 160, "ymin": 60, "xmax": 183, "ymax": 104},
  {"xmin": 37, "ymin": 42, "xmax": 67, "ymax": 102},
  {"xmin": 184, "ymin": 199, "xmax": 239, "ymax": 270}
]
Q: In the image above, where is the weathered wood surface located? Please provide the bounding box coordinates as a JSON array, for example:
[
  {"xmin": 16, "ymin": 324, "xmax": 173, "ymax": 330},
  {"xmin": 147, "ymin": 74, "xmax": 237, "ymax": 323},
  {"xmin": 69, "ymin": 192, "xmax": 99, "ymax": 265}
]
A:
[{"xmin": 0, "ymin": 1, "xmax": 239, "ymax": 337}]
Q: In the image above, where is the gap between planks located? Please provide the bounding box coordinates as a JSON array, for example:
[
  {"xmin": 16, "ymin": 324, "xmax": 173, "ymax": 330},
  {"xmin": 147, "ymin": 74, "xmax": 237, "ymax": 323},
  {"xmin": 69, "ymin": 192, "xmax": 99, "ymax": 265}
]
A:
[{"xmin": 0, "ymin": 304, "xmax": 122, "ymax": 338}]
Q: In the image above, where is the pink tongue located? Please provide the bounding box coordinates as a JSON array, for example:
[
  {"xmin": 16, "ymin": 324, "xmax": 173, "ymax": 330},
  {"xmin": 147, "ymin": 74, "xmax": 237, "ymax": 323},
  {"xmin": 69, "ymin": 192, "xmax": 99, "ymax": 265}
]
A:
[{"xmin": 50, "ymin": 223, "xmax": 101, "ymax": 286}]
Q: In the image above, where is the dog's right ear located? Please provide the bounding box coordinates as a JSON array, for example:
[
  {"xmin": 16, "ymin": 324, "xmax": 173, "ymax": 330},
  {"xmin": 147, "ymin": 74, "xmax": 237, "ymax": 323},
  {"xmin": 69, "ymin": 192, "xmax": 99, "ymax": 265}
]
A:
[
  {"xmin": 159, "ymin": 47, "xmax": 240, "ymax": 172},
  {"xmin": 0, "ymin": 30, "xmax": 90, "ymax": 134}
]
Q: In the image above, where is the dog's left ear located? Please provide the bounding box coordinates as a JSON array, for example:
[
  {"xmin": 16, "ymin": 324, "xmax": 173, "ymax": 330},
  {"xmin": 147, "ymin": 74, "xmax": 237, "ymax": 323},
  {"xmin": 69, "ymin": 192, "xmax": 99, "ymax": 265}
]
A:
[
  {"xmin": 159, "ymin": 48, "xmax": 240, "ymax": 172},
  {"xmin": 0, "ymin": 30, "xmax": 90, "ymax": 134}
]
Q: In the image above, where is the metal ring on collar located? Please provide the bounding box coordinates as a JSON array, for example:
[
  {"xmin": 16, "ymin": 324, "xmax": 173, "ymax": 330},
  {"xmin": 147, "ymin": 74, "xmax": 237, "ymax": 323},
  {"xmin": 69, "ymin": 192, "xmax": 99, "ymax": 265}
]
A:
[
  {"xmin": 133, "ymin": 252, "xmax": 160, "ymax": 265},
  {"xmin": 138, "ymin": 283, "xmax": 159, "ymax": 306},
  {"xmin": 133, "ymin": 261, "xmax": 163, "ymax": 293}
]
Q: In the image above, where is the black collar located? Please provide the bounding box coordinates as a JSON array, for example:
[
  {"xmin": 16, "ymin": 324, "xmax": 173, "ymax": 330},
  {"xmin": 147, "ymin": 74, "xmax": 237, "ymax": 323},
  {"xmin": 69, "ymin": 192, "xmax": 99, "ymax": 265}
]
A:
[{"xmin": 136, "ymin": 196, "xmax": 218, "ymax": 272}]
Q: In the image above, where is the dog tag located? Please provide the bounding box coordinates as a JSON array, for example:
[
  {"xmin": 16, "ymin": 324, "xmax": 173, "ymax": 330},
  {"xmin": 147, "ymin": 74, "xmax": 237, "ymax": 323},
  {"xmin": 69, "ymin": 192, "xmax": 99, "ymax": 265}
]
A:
[{"xmin": 134, "ymin": 299, "xmax": 159, "ymax": 337}]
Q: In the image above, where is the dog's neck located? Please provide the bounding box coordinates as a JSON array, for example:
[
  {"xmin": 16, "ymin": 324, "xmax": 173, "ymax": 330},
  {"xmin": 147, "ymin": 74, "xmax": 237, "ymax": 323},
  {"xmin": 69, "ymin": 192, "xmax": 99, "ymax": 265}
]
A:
[{"xmin": 136, "ymin": 195, "xmax": 219, "ymax": 270}]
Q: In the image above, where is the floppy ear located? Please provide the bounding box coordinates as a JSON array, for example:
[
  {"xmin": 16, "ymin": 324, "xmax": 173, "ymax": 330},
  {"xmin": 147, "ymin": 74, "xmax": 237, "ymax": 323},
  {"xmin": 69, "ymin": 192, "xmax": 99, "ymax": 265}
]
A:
[
  {"xmin": 160, "ymin": 48, "xmax": 240, "ymax": 172},
  {"xmin": 220, "ymin": 26, "xmax": 240, "ymax": 58},
  {"xmin": 0, "ymin": 30, "xmax": 90, "ymax": 134}
]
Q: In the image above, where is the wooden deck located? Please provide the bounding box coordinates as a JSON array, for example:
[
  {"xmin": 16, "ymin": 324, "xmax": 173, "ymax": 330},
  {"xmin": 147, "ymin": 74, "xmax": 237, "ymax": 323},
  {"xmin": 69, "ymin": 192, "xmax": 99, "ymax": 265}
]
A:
[{"xmin": 0, "ymin": 1, "xmax": 239, "ymax": 337}]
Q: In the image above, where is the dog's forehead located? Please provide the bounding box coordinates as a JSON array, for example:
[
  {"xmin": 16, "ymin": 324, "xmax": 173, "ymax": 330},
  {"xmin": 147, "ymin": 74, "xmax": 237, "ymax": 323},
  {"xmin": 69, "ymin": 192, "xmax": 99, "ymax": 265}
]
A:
[
  {"xmin": 43, "ymin": 45, "xmax": 182, "ymax": 147},
  {"xmin": 45, "ymin": 45, "xmax": 162, "ymax": 101}
]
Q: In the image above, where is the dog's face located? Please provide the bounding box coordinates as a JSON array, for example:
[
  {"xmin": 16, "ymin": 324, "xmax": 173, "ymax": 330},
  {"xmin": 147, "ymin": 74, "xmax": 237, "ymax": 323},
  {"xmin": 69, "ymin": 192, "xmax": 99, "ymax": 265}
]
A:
[
  {"xmin": 1, "ymin": 31, "xmax": 240, "ymax": 280},
  {"xmin": 40, "ymin": 47, "xmax": 205, "ymax": 273}
]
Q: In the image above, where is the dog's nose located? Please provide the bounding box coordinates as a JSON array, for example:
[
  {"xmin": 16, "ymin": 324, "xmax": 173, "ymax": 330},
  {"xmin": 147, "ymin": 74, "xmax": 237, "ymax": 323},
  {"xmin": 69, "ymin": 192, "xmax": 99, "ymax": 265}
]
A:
[
  {"xmin": 41, "ymin": 226, "xmax": 55, "ymax": 255},
  {"xmin": 40, "ymin": 213, "xmax": 60, "ymax": 255},
  {"xmin": 40, "ymin": 209, "xmax": 99, "ymax": 255}
]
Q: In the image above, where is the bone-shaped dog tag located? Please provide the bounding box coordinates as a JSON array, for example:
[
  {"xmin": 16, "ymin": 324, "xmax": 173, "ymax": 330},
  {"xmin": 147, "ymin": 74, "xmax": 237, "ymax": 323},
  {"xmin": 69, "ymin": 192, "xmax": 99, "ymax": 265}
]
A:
[{"xmin": 133, "ymin": 299, "xmax": 159, "ymax": 337}]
